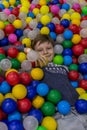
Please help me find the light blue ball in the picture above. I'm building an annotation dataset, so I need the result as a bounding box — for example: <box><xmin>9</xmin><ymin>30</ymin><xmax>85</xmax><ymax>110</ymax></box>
<box><xmin>63</xmin><ymin>29</ymin><xmax>73</xmax><ymax>40</ymax></box>
<box><xmin>8</xmin><ymin>111</ymin><xmax>22</xmax><ymax>122</ymax></box>
<box><xmin>36</xmin><ymin>83</ymin><xmax>49</xmax><ymax>96</ymax></box>
<box><xmin>70</xmin><ymin>81</ymin><xmax>78</xmax><ymax>88</ymax></box>
<box><xmin>0</xmin><ymin>81</ymin><xmax>11</xmax><ymax>94</ymax></box>
<box><xmin>63</xmin><ymin>55</ymin><xmax>72</xmax><ymax>65</ymax></box>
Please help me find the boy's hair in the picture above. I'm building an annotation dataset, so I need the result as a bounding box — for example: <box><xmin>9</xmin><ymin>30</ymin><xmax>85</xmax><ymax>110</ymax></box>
<box><xmin>32</xmin><ymin>34</ymin><xmax>55</xmax><ymax>49</ymax></box>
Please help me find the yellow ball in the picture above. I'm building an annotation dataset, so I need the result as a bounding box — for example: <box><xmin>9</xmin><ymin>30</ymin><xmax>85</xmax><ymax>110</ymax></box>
<box><xmin>5</xmin><ymin>69</ymin><xmax>18</xmax><ymax>77</ymax></box>
<box><xmin>32</xmin><ymin>8</ymin><xmax>40</xmax><ymax>16</ymax></box>
<box><xmin>5</xmin><ymin>93</ymin><xmax>17</xmax><ymax>101</ymax></box>
<box><xmin>79</xmin><ymin>93</ymin><xmax>87</xmax><ymax>100</ymax></box>
<box><xmin>40</xmin><ymin>15</ymin><xmax>51</xmax><ymax>25</ymax></box>
<box><xmin>39</xmin><ymin>0</ymin><xmax>46</xmax><ymax>5</ymax></box>
<box><xmin>32</xmin><ymin>95</ymin><xmax>45</xmax><ymax>109</ymax></box>
<box><xmin>20</xmin><ymin>6</ymin><xmax>29</xmax><ymax>14</ymax></box>
<box><xmin>40</xmin><ymin>5</ymin><xmax>49</xmax><ymax>15</ymax></box>
<box><xmin>76</xmin><ymin>88</ymin><xmax>86</xmax><ymax>95</ymax></box>
<box><xmin>31</xmin><ymin>68</ymin><xmax>44</xmax><ymax>80</ymax></box>
<box><xmin>41</xmin><ymin>116</ymin><xmax>57</xmax><ymax>130</ymax></box>
<box><xmin>16</xmin><ymin>52</ymin><xmax>26</xmax><ymax>62</ymax></box>
<box><xmin>2</xmin><ymin>1</ymin><xmax>9</xmax><ymax>8</ymax></box>
<box><xmin>22</xmin><ymin>1</ymin><xmax>30</xmax><ymax>8</ymax></box>
<box><xmin>68</xmin><ymin>9</ymin><xmax>75</xmax><ymax>14</ymax></box>
<box><xmin>13</xmin><ymin>19</ymin><xmax>22</xmax><ymax>29</ymax></box>
<box><xmin>71</xmin><ymin>12</ymin><xmax>81</xmax><ymax>20</ymax></box>
<box><xmin>9</xmin><ymin>0</ymin><xmax>16</xmax><ymax>5</ymax></box>
<box><xmin>40</xmin><ymin>26</ymin><xmax>50</xmax><ymax>35</ymax></box>
<box><xmin>0</xmin><ymin>21</ymin><xmax>5</xmax><ymax>29</ymax></box>
<box><xmin>71</xmin><ymin>34</ymin><xmax>81</xmax><ymax>44</ymax></box>
<box><xmin>12</xmin><ymin>84</ymin><xmax>27</xmax><ymax>99</ymax></box>
<box><xmin>0</xmin><ymin>93</ymin><xmax>4</xmax><ymax>106</ymax></box>
<box><xmin>71</xmin><ymin>19</ymin><xmax>80</xmax><ymax>26</ymax></box>
<box><xmin>22</xmin><ymin>38</ymin><xmax>31</xmax><ymax>47</ymax></box>
<box><xmin>62</xmin><ymin>13</ymin><xmax>71</xmax><ymax>20</ymax></box>
<box><xmin>26</xmin><ymin>17</ymin><xmax>32</xmax><ymax>23</ymax></box>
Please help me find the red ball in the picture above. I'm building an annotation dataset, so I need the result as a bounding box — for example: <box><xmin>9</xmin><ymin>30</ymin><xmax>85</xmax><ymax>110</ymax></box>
<box><xmin>7</xmin><ymin>47</ymin><xmax>19</xmax><ymax>58</ymax></box>
<box><xmin>72</xmin><ymin>56</ymin><xmax>78</xmax><ymax>64</ymax></box>
<box><xmin>69</xmin><ymin>24</ymin><xmax>80</xmax><ymax>34</ymax></box>
<box><xmin>0</xmin><ymin>48</ymin><xmax>5</xmax><ymax>54</ymax></box>
<box><xmin>11</xmin><ymin>7</ymin><xmax>19</xmax><ymax>17</ymax></box>
<box><xmin>5</xmin><ymin>24</ymin><xmax>15</xmax><ymax>34</ymax></box>
<box><xmin>68</xmin><ymin>70</ymin><xmax>79</xmax><ymax>81</ymax></box>
<box><xmin>79</xmin><ymin>79</ymin><xmax>87</xmax><ymax>90</ymax></box>
<box><xmin>72</xmin><ymin>44</ymin><xmax>84</xmax><ymax>56</ymax></box>
<box><xmin>55</xmin><ymin>24</ymin><xmax>64</xmax><ymax>34</ymax></box>
<box><xmin>81</xmin><ymin>16</ymin><xmax>87</xmax><ymax>21</ymax></box>
<box><xmin>17</xmin><ymin>98</ymin><xmax>32</xmax><ymax>113</ymax></box>
<box><xmin>80</xmin><ymin>38</ymin><xmax>87</xmax><ymax>48</ymax></box>
<box><xmin>6</xmin><ymin>71</ymin><xmax>20</xmax><ymax>86</ymax></box>
<box><xmin>0</xmin><ymin>109</ymin><xmax>7</xmax><ymax>120</ymax></box>
<box><xmin>20</xmin><ymin>72</ymin><xmax>32</xmax><ymax>85</ymax></box>
<box><xmin>14</xmin><ymin>41</ymin><xmax>22</xmax><ymax>46</ymax></box>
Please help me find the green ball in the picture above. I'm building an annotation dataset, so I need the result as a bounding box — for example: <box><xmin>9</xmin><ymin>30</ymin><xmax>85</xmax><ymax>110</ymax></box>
<box><xmin>62</xmin><ymin>40</ymin><xmax>73</xmax><ymax>48</ymax></box>
<box><xmin>41</xmin><ymin>101</ymin><xmax>55</xmax><ymax>116</ymax></box>
<box><xmin>36</xmin><ymin>126</ymin><xmax>47</xmax><ymax>130</ymax></box>
<box><xmin>82</xmin><ymin>6</ymin><xmax>87</xmax><ymax>15</ymax></box>
<box><xmin>11</xmin><ymin>58</ymin><xmax>21</xmax><ymax>69</ymax></box>
<box><xmin>4</xmin><ymin>21</ymin><xmax>10</xmax><ymax>26</ymax></box>
<box><xmin>84</xmin><ymin>49</ymin><xmax>87</xmax><ymax>54</ymax></box>
<box><xmin>69</xmin><ymin>64</ymin><xmax>78</xmax><ymax>71</ymax></box>
<box><xmin>47</xmin><ymin>89</ymin><xmax>62</xmax><ymax>104</ymax></box>
<box><xmin>53</xmin><ymin>55</ymin><xmax>64</xmax><ymax>65</ymax></box>
<box><xmin>0</xmin><ymin>54</ymin><xmax>6</xmax><ymax>61</ymax></box>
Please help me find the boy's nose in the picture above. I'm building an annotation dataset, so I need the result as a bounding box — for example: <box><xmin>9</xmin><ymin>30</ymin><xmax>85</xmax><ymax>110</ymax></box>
<box><xmin>43</xmin><ymin>49</ymin><xmax>47</xmax><ymax>54</ymax></box>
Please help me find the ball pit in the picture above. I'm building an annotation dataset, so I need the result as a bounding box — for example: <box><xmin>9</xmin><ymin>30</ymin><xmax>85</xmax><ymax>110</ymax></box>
<box><xmin>0</xmin><ymin>0</ymin><xmax>87</xmax><ymax>129</ymax></box>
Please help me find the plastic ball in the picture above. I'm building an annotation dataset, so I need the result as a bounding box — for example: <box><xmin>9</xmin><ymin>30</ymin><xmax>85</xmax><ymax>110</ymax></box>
<box><xmin>4</xmin><ymin>93</ymin><xmax>16</xmax><ymax>101</ymax></box>
<box><xmin>22</xmin><ymin>38</ymin><xmax>31</xmax><ymax>47</ymax></box>
<box><xmin>70</xmin><ymin>81</ymin><xmax>78</xmax><ymax>88</ymax></box>
<box><xmin>69</xmin><ymin>64</ymin><xmax>78</xmax><ymax>71</ymax></box>
<box><xmin>0</xmin><ymin>54</ymin><xmax>6</xmax><ymax>61</ymax></box>
<box><xmin>80</xmin><ymin>20</ymin><xmax>87</xmax><ymax>28</ymax></box>
<box><xmin>8</xmin><ymin>120</ymin><xmax>24</xmax><ymax>130</ymax></box>
<box><xmin>27</xmin><ymin>50</ymin><xmax>39</xmax><ymax>62</ymax></box>
<box><xmin>63</xmin><ymin>55</ymin><xmax>72</xmax><ymax>65</ymax></box>
<box><xmin>56</xmin><ymin>34</ymin><xmax>64</xmax><ymax>44</ymax></box>
<box><xmin>78</xmin><ymin>54</ymin><xmax>87</xmax><ymax>64</ymax></box>
<box><xmin>41</xmin><ymin>116</ymin><xmax>57</xmax><ymax>130</ymax></box>
<box><xmin>79</xmin><ymin>79</ymin><xmax>87</xmax><ymax>90</ymax></box>
<box><xmin>3</xmin><ymin>8</ymin><xmax>11</xmax><ymax>15</ymax></box>
<box><xmin>69</xmin><ymin>24</ymin><xmax>80</xmax><ymax>34</ymax></box>
<box><xmin>21</xmin><ymin>60</ymin><xmax>32</xmax><ymax>71</ymax></box>
<box><xmin>47</xmin><ymin>89</ymin><xmax>62</xmax><ymax>104</ymax></box>
<box><xmin>50</xmin><ymin>5</ymin><xmax>60</xmax><ymax>14</ymax></box>
<box><xmin>5</xmin><ymin>68</ymin><xmax>18</xmax><ymax>77</ymax></box>
<box><xmin>71</xmin><ymin>12</ymin><xmax>81</xmax><ymax>20</ymax></box>
<box><xmin>0</xmin><ymin>122</ymin><xmax>8</xmax><ymax>130</ymax></box>
<box><xmin>0</xmin><ymin>37</ymin><xmax>9</xmax><ymax>46</ymax></box>
<box><xmin>54</xmin><ymin>44</ymin><xmax>63</xmax><ymax>54</ymax></box>
<box><xmin>0</xmin><ymin>29</ymin><xmax>5</xmax><ymax>40</ymax></box>
<box><xmin>11</xmin><ymin>7</ymin><xmax>19</xmax><ymax>16</ymax></box>
<box><xmin>72</xmin><ymin>44</ymin><xmax>84</xmax><ymax>56</ymax></box>
<box><xmin>68</xmin><ymin>70</ymin><xmax>79</xmax><ymax>81</ymax></box>
<box><xmin>0</xmin><ymin>93</ymin><xmax>4</xmax><ymax>106</ymax></box>
<box><xmin>62</xmin><ymin>3</ymin><xmax>70</xmax><ymax>10</ymax></box>
<box><xmin>0</xmin><ymin>81</ymin><xmax>11</xmax><ymax>94</ymax></box>
<box><xmin>17</xmin><ymin>98</ymin><xmax>32</xmax><ymax>113</ymax></box>
<box><xmin>7</xmin><ymin>14</ymin><xmax>16</xmax><ymax>23</ymax></box>
<box><xmin>40</xmin><ymin>5</ymin><xmax>49</xmax><ymax>14</ymax></box>
<box><xmin>28</xmin><ymin>109</ymin><xmax>43</xmax><ymax>123</ymax></box>
<box><xmin>5</xmin><ymin>24</ymin><xmax>15</xmax><ymax>34</ymax></box>
<box><xmin>8</xmin><ymin>111</ymin><xmax>21</xmax><ymax>122</ymax></box>
<box><xmin>16</xmin><ymin>52</ymin><xmax>26</xmax><ymax>63</ymax></box>
<box><xmin>12</xmin><ymin>84</ymin><xmax>27</xmax><ymax>99</ymax></box>
<box><xmin>0</xmin><ymin>21</ymin><xmax>5</xmax><ymax>29</ymax></box>
<box><xmin>13</xmin><ymin>19</ymin><xmax>22</xmax><ymax>29</ymax></box>
<box><xmin>53</xmin><ymin>55</ymin><xmax>64</xmax><ymax>65</ymax></box>
<box><xmin>19</xmin><ymin>72</ymin><xmax>32</xmax><ymax>85</ymax></box>
<box><xmin>71</xmin><ymin>34</ymin><xmax>81</xmax><ymax>44</ymax></box>
<box><xmin>76</xmin><ymin>88</ymin><xmax>86</xmax><ymax>95</ymax></box>
<box><xmin>0</xmin><ymin>48</ymin><xmax>5</xmax><ymax>54</ymax></box>
<box><xmin>41</xmin><ymin>101</ymin><xmax>55</xmax><ymax>116</ymax></box>
<box><xmin>40</xmin><ymin>15</ymin><xmax>51</xmax><ymax>25</ymax></box>
<box><xmin>55</xmin><ymin>24</ymin><xmax>64</xmax><ymax>34</ymax></box>
<box><xmin>79</xmin><ymin>93</ymin><xmax>87</xmax><ymax>100</ymax></box>
<box><xmin>75</xmin><ymin>99</ymin><xmax>87</xmax><ymax>114</ymax></box>
<box><xmin>8</xmin><ymin>33</ymin><xmax>17</xmax><ymax>43</ymax></box>
<box><xmin>60</xmin><ymin>19</ymin><xmax>70</xmax><ymax>28</ymax></box>
<box><xmin>57</xmin><ymin>100</ymin><xmax>71</xmax><ymax>115</ymax></box>
<box><xmin>15</xmin><ymin>29</ymin><xmax>23</xmax><ymax>38</ymax></box>
<box><xmin>80</xmin><ymin>38</ymin><xmax>87</xmax><ymax>48</ymax></box>
<box><xmin>63</xmin><ymin>29</ymin><xmax>73</xmax><ymax>40</ymax></box>
<box><xmin>79</xmin><ymin>63</ymin><xmax>87</xmax><ymax>74</ymax></box>
<box><xmin>36</xmin><ymin>126</ymin><xmax>47</xmax><ymax>130</ymax></box>
<box><xmin>50</xmin><ymin>32</ymin><xmax>57</xmax><ymax>40</ymax></box>
<box><xmin>82</xmin><ymin>6</ymin><xmax>87</xmax><ymax>15</ymax></box>
<box><xmin>62</xmin><ymin>48</ymin><xmax>73</xmax><ymax>56</ymax></box>
<box><xmin>11</xmin><ymin>58</ymin><xmax>21</xmax><ymax>69</ymax></box>
<box><xmin>80</xmin><ymin>28</ymin><xmax>87</xmax><ymax>38</ymax></box>
<box><xmin>23</xmin><ymin>116</ymin><xmax>38</xmax><ymax>130</ymax></box>
<box><xmin>31</xmin><ymin>68</ymin><xmax>44</xmax><ymax>80</ymax></box>
<box><xmin>62</xmin><ymin>40</ymin><xmax>73</xmax><ymax>48</ymax></box>
<box><xmin>6</xmin><ymin>71</ymin><xmax>20</xmax><ymax>86</ymax></box>
<box><xmin>0</xmin><ymin>59</ymin><xmax>12</xmax><ymax>71</ymax></box>
<box><xmin>32</xmin><ymin>95</ymin><xmax>45</xmax><ymax>109</ymax></box>
<box><xmin>1</xmin><ymin>98</ymin><xmax>17</xmax><ymax>114</ymax></box>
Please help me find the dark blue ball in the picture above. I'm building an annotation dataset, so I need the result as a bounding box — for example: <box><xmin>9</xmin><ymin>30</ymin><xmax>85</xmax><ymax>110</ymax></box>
<box><xmin>8</xmin><ymin>120</ymin><xmax>24</xmax><ymax>130</ymax></box>
<box><xmin>28</xmin><ymin>109</ymin><xmax>43</xmax><ymax>123</ymax></box>
<box><xmin>51</xmin><ymin>0</ymin><xmax>59</xmax><ymax>4</ymax></box>
<box><xmin>0</xmin><ymin>4</ymin><xmax>5</xmax><ymax>10</ymax></box>
<box><xmin>60</xmin><ymin>19</ymin><xmax>70</xmax><ymax>28</ymax></box>
<box><xmin>37</xmin><ymin>22</ymin><xmax>43</xmax><ymax>29</ymax></box>
<box><xmin>75</xmin><ymin>99</ymin><xmax>87</xmax><ymax>114</ymax></box>
<box><xmin>79</xmin><ymin>63</ymin><xmax>87</xmax><ymax>74</ymax></box>
<box><xmin>62</xmin><ymin>48</ymin><xmax>73</xmax><ymax>56</ymax></box>
<box><xmin>47</xmin><ymin>22</ymin><xmax>55</xmax><ymax>32</ymax></box>
<box><xmin>1</xmin><ymin>98</ymin><xmax>17</xmax><ymax>114</ymax></box>
<box><xmin>15</xmin><ymin>29</ymin><xmax>23</xmax><ymax>38</ymax></box>
<box><xmin>30</xmin><ymin>80</ymin><xmax>40</xmax><ymax>88</ymax></box>
<box><xmin>0</xmin><ymin>37</ymin><xmax>9</xmax><ymax>46</ymax></box>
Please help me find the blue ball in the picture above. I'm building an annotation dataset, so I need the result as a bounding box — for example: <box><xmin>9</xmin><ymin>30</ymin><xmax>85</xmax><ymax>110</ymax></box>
<box><xmin>50</xmin><ymin>32</ymin><xmax>57</xmax><ymax>40</ymax></box>
<box><xmin>28</xmin><ymin>109</ymin><xmax>43</xmax><ymax>123</ymax></box>
<box><xmin>26</xmin><ymin>85</ymin><xmax>37</xmax><ymax>100</ymax></box>
<box><xmin>62</xmin><ymin>3</ymin><xmax>70</xmax><ymax>11</ymax></box>
<box><xmin>47</xmin><ymin>22</ymin><xmax>55</xmax><ymax>32</ymax></box>
<box><xmin>83</xmin><ymin>74</ymin><xmax>87</xmax><ymax>79</ymax></box>
<box><xmin>37</xmin><ymin>22</ymin><xmax>43</xmax><ymax>29</ymax></box>
<box><xmin>70</xmin><ymin>81</ymin><xmax>78</xmax><ymax>88</ymax></box>
<box><xmin>8</xmin><ymin>120</ymin><xmax>24</xmax><ymax>130</ymax></box>
<box><xmin>0</xmin><ymin>81</ymin><xmax>11</xmax><ymax>94</ymax></box>
<box><xmin>75</xmin><ymin>99</ymin><xmax>87</xmax><ymax>114</ymax></box>
<box><xmin>60</xmin><ymin>19</ymin><xmax>70</xmax><ymax>28</ymax></box>
<box><xmin>63</xmin><ymin>29</ymin><xmax>73</xmax><ymax>39</ymax></box>
<box><xmin>27</xmin><ymin>12</ymin><xmax>35</xmax><ymax>18</ymax></box>
<box><xmin>62</xmin><ymin>48</ymin><xmax>73</xmax><ymax>56</ymax></box>
<box><xmin>8</xmin><ymin>111</ymin><xmax>22</xmax><ymax>122</ymax></box>
<box><xmin>1</xmin><ymin>98</ymin><xmax>17</xmax><ymax>114</ymax></box>
<box><xmin>57</xmin><ymin>100</ymin><xmax>71</xmax><ymax>115</ymax></box>
<box><xmin>0</xmin><ymin>4</ymin><xmax>5</xmax><ymax>10</ymax></box>
<box><xmin>0</xmin><ymin>37</ymin><xmax>9</xmax><ymax>46</ymax></box>
<box><xmin>36</xmin><ymin>83</ymin><xmax>49</xmax><ymax>96</ymax></box>
<box><xmin>30</xmin><ymin>80</ymin><xmax>40</xmax><ymax>88</ymax></box>
<box><xmin>51</xmin><ymin>0</ymin><xmax>59</xmax><ymax>4</ymax></box>
<box><xmin>63</xmin><ymin>55</ymin><xmax>72</xmax><ymax>65</ymax></box>
<box><xmin>79</xmin><ymin>63</ymin><xmax>87</xmax><ymax>74</ymax></box>
<box><xmin>15</xmin><ymin>29</ymin><xmax>23</xmax><ymax>38</ymax></box>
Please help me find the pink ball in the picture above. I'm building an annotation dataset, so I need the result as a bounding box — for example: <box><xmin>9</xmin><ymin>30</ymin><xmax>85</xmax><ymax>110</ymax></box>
<box><xmin>72</xmin><ymin>3</ymin><xmax>81</xmax><ymax>10</ymax></box>
<box><xmin>50</xmin><ymin>5</ymin><xmax>60</xmax><ymax>14</ymax></box>
<box><xmin>8</xmin><ymin>33</ymin><xmax>17</xmax><ymax>43</ymax></box>
<box><xmin>3</xmin><ymin>9</ymin><xmax>11</xmax><ymax>15</ymax></box>
<box><xmin>29</xmin><ymin>4</ymin><xmax>36</xmax><ymax>11</ymax></box>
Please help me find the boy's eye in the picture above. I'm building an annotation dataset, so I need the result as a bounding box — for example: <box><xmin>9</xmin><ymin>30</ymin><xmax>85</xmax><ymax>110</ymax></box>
<box><xmin>37</xmin><ymin>49</ymin><xmax>43</xmax><ymax>52</ymax></box>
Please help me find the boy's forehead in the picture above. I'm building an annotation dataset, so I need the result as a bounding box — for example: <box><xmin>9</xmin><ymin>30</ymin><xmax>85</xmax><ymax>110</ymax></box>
<box><xmin>36</xmin><ymin>41</ymin><xmax>52</xmax><ymax>46</ymax></box>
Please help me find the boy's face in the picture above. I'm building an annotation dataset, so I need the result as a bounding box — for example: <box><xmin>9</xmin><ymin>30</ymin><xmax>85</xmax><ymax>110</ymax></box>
<box><xmin>34</xmin><ymin>41</ymin><xmax>54</xmax><ymax>62</ymax></box>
